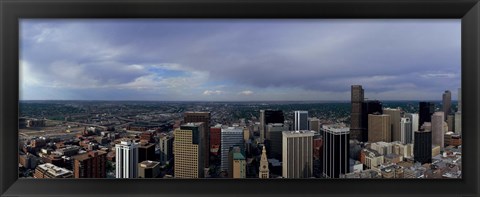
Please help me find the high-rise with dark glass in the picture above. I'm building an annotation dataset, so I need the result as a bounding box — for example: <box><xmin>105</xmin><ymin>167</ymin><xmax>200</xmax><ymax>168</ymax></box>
<box><xmin>419</xmin><ymin>102</ymin><xmax>434</xmax><ymax>130</ymax></box>
<box><xmin>259</xmin><ymin>109</ymin><xmax>284</xmax><ymax>143</ymax></box>
<box><xmin>414</xmin><ymin>130</ymin><xmax>432</xmax><ymax>164</ymax></box>
<box><xmin>322</xmin><ymin>125</ymin><xmax>350</xmax><ymax>178</ymax></box>
<box><xmin>184</xmin><ymin>112</ymin><xmax>211</xmax><ymax>168</ymax></box>
<box><xmin>442</xmin><ymin>90</ymin><xmax>452</xmax><ymax>120</ymax></box>
<box><xmin>361</xmin><ymin>100</ymin><xmax>383</xmax><ymax>142</ymax></box>
<box><xmin>350</xmin><ymin>85</ymin><xmax>364</xmax><ymax>142</ymax></box>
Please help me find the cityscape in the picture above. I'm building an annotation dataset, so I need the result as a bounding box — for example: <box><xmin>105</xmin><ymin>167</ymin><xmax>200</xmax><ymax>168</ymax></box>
<box><xmin>18</xmin><ymin>19</ymin><xmax>461</xmax><ymax>179</ymax></box>
<box><xmin>18</xmin><ymin>86</ymin><xmax>462</xmax><ymax>179</ymax></box>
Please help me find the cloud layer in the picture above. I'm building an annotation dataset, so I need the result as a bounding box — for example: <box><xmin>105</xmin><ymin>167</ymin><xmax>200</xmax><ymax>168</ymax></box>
<box><xmin>20</xmin><ymin>19</ymin><xmax>461</xmax><ymax>101</ymax></box>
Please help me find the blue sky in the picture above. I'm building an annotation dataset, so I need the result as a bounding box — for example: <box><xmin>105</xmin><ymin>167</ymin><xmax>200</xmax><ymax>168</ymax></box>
<box><xmin>20</xmin><ymin>19</ymin><xmax>461</xmax><ymax>101</ymax></box>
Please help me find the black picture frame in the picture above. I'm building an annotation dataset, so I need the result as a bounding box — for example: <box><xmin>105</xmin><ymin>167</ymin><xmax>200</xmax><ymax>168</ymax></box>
<box><xmin>1</xmin><ymin>0</ymin><xmax>479</xmax><ymax>196</ymax></box>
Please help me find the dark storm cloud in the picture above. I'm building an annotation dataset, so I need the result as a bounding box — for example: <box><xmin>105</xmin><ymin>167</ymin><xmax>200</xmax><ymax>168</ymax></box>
<box><xmin>20</xmin><ymin>19</ymin><xmax>460</xmax><ymax>101</ymax></box>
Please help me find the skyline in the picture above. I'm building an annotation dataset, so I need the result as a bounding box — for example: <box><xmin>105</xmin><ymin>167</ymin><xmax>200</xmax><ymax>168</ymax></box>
<box><xmin>20</xmin><ymin>19</ymin><xmax>461</xmax><ymax>101</ymax></box>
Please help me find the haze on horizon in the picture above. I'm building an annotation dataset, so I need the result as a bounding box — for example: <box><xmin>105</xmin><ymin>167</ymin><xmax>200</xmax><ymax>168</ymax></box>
<box><xmin>20</xmin><ymin>19</ymin><xmax>461</xmax><ymax>101</ymax></box>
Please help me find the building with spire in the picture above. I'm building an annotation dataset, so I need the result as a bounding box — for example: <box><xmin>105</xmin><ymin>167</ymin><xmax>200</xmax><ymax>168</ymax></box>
<box><xmin>259</xmin><ymin>145</ymin><xmax>269</xmax><ymax>178</ymax></box>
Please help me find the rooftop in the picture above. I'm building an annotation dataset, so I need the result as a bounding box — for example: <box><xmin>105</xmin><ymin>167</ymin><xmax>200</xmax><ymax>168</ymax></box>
<box><xmin>37</xmin><ymin>163</ymin><xmax>72</xmax><ymax>176</ymax></box>
<box><xmin>139</xmin><ymin>160</ymin><xmax>160</xmax><ymax>168</ymax></box>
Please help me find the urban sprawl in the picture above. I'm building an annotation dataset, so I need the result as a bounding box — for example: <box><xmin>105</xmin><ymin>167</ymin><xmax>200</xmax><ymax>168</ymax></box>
<box><xmin>18</xmin><ymin>85</ymin><xmax>462</xmax><ymax>179</ymax></box>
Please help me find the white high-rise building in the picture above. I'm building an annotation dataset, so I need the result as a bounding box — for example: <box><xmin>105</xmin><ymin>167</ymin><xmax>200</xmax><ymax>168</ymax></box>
<box><xmin>115</xmin><ymin>139</ymin><xmax>139</xmax><ymax>178</ymax></box>
<box><xmin>406</xmin><ymin>113</ymin><xmax>419</xmax><ymax>143</ymax></box>
<box><xmin>294</xmin><ymin>111</ymin><xmax>309</xmax><ymax>131</ymax></box>
<box><xmin>220</xmin><ymin>127</ymin><xmax>244</xmax><ymax>171</ymax></box>
<box><xmin>400</xmin><ymin>117</ymin><xmax>413</xmax><ymax>144</ymax></box>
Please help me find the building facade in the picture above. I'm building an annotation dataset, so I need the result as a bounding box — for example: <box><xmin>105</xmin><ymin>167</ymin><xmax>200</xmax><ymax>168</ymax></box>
<box><xmin>220</xmin><ymin>127</ymin><xmax>244</xmax><ymax>171</ymax></box>
<box><xmin>115</xmin><ymin>140</ymin><xmax>139</xmax><ymax>178</ymax></box>
<box><xmin>294</xmin><ymin>111</ymin><xmax>309</xmax><ymax>131</ymax></box>
<box><xmin>383</xmin><ymin>108</ymin><xmax>401</xmax><ymax>142</ymax></box>
<box><xmin>350</xmin><ymin>85</ymin><xmax>364</xmax><ymax>142</ymax></box>
<box><xmin>368</xmin><ymin>114</ymin><xmax>391</xmax><ymax>143</ymax></box>
<box><xmin>72</xmin><ymin>150</ymin><xmax>107</xmax><ymax>178</ymax></box>
<box><xmin>174</xmin><ymin>123</ymin><xmax>205</xmax><ymax>178</ymax></box>
<box><xmin>414</xmin><ymin>130</ymin><xmax>432</xmax><ymax>164</ymax></box>
<box><xmin>322</xmin><ymin>125</ymin><xmax>350</xmax><ymax>178</ymax></box>
<box><xmin>282</xmin><ymin>130</ymin><xmax>314</xmax><ymax>178</ymax></box>
<box><xmin>184</xmin><ymin>112</ymin><xmax>211</xmax><ymax>168</ymax></box>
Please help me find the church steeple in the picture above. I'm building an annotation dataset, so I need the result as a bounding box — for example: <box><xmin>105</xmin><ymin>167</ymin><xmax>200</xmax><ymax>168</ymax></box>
<box><xmin>259</xmin><ymin>145</ymin><xmax>269</xmax><ymax>178</ymax></box>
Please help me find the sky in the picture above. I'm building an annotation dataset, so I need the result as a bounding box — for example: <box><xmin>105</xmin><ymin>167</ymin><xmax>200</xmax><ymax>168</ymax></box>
<box><xmin>20</xmin><ymin>19</ymin><xmax>461</xmax><ymax>101</ymax></box>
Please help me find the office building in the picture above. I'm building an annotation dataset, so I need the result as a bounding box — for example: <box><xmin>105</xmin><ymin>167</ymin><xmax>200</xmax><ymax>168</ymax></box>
<box><xmin>351</xmin><ymin>85</ymin><xmax>364</xmax><ymax>142</ymax></box>
<box><xmin>174</xmin><ymin>123</ymin><xmax>205</xmax><ymax>178</ymax></box>
<box><xmin>322</xmin><ymin>125</ymin><xmax>350</xmax><ymax>178</ymax></box>
<box><xmin>72</xmin><ymin>150</ymin><xmax>107</xmax><ymax>178</ymax></box>
<box><xmin>259</xmin><ymin>145</ymin><xmax>270</xmax><ymax>178</ymax></box>
<box><xmin>362</xmin><ymin>149</ymin><xmax>384</xmax><ymax>169</ymax></box>
<box><xmin>159</xmin><ymin>134</ymin><xmax>173</xmax><ymax>164</ymax></box>
<box><xmin>447</xmin><ymin>114</ymin><xmax>455</xmax><ymax>132</ymax></box>
<box><xmin>442</xmin><ymin>90</ymin><xmax>452</xmax><ymax>120</ymax></box>
<box><xmin>220</xmin><ymin>127</ymin><xmax>244</xmax><ymax>171</ymax></box>
<box><xmin>370</xmin><ymin>141</ymin><xmax>393</xmax><ymax>155</ymax></box>
<box><xmin>309</xmin><ymin>118</ymin><xmax>321</xmax><ymax>132</ymax></box>
<box><xmin>138</xmin><ymin>160</ymin><xmax>160</xmax><ymax>178</ymax></box>
<box><xmin>259</xmin><ymin>109</ymin><xmax>285</xmax><ymax>143</ymax></box>
<box><xmin>361</xmin><ymin>100</ymin><xmax>383</xmax><ymax>142</ymax></box>
<box><xmin>419</xmin><ymin>102</ymin><xmax>434</xmax><ymax>130</ymax></box>
<box><xmin>115</xmin><ymin>139</ymin><xmax>139</xmax><ymax>178</ymax></box>
<box><xmin>384</xmin><ymin>108</ymin><xmax>401</xmax><ymax>142</ymax></box>
<box><xmin>432</xmin><ymin>112</ymin><xmax>446</xmax><ymax>148</ymax></box>
<box><xmin>138</xmin><ymin>142</ymin><xmax>155</xmax><ymax>163</ymax></box>
<box><xmin>34</xmin><ymin>163</ymin><xmax>73</xmax><ymax>178</ymax></box>
<box><xmin>405</xmin><ymin>113</ymin><xmax>419</xmax><ymax>142</ymax></box>
<box><xmin>266</xmin><ymin>123</ymin><xmax>288</xmax><ymax>160</ymax></box>
<box><xmin>210</xmin><ymin>125</ymin><xmax>222</xmax><ymax>156</ymax></box>
<box><xmin>368</xmin><ymin>114</ymin><xmax>391</xmax><ymax>143</ymax></box>
<box><xmin>414</xmin><ymin>130</ymin><xmax>432</xmax><ymax>164</ymax></box>
<box><xmin>400</xmin><ymin>117</ymin><xmax>413</xmax><ymax>144</ymax></box>
<box><xmin>455</xmin><ymin>88</ymin><xmax>462</xmax><ymax>134</ymax></box>
<box><xmin>184</xmin><ymin>112</ymin><xmax>211</xmax><ymax>168</ymax></box>
<box><xmin>282</xmin><ymin>130</ymin><xmax>314</xmax><ymax>178</ymax></box>
<box><xmin>294</xmin><ymin>111</ymin><xmax>309</xmax><ymax>131</ymax></box>
<box><xmin>228</xmin><ymin>147</ymin><xmax>246</xmax><ymax>178</ymax></box>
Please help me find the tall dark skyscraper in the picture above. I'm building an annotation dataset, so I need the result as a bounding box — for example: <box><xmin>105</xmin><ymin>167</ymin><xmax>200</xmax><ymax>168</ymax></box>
<box><xmin>350</xmin><ymin>85</ymin><xmax>364</xmax><ymax>142</ymax></box>
<box><xmin>259</xmin><ymin>109</ymin><xmax>284</xmax><ymax>143</ymax></box>
<box><xmin>414</xmin><ymin>130</ymin><xmax>432</xmax><ymax>164</ymax></box>
<box><xmin>419</xmin><ymin>102</ymin><xmax>434</xmax><ymax>130</ymax></box>
<box><xmin>361</xmin><ymin>100</ymin><xmax>383</xmax><ymax>142</ymax></box>
<box><xmin>442</xmin><ymin>90</ymin><xmax>452</xmax><ymax>120</ymax></box>
<box><xmin>322</xmin><ymin>125</ymin><xmax>350</xmax><ymax>178</ymax></box>
<box><xmin>184</xmin><ymin>112</ymin><xmax>211</xmax><ymax>168</ymax></box>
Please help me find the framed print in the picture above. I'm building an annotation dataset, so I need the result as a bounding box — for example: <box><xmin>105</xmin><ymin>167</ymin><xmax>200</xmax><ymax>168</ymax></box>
<box><xmin>1</xmin><ymin>0</ymin><xmax>479</xmax><ymax>197</ymax></box>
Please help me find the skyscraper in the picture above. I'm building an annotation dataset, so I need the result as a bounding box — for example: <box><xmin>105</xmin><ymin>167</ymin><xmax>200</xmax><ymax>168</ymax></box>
<box><xmin>431</xmin><ymin>112</ymin><xmax>445</xmax><ymax>148</ymax></box>
<box><xmin>414</xmin><ymin>130</ymin><xmax>432</xmax><ymax>164</ymax></box>
<box><xmin>259</xmin><ymin>110</ymin><xmax>284</xmax><ymax>143</ymax></box>
<box><xmin>383</xmin><ymin>108</ymin><xmax>401</xmax><ymax>142</ymax></box>
<box><xmin>159</xmin><ymin>134</ymin><xmax>173</xmax><ymax>164</ymax></box>
<box><xmin>184</xmin><ymin>112</ymin><xmax>211</xmax><ymax>168</ymax></box>
<box><xmin>309</xmin><ymin>118</ymin><xmax>321</xmax><ymax>132</ymax></box>
<box><xmin>266</xmin><ymin>123</ymin><xmax>289</xmax><ymax>160</ymax></box>
<box><xmin>282</xmin><ymin>130</ymin><xmax>314</xmax><ymax>178</ymax></box>
<box><xmin>174</xmin><ymin>123</ymin><xmax>205</xmax><ymax>178</ymax></box>
<box><xmin>368</xmin><ymin>114</ymin><xmax>391</xmax><ymax>143</ymax></box>
<box><xmin>210</xmin><ymin>125</ymin><xmax>222</xmax><ymax>156</ymax></box>
<box><xmin>442</xmin><ymin>90</ymin><xmax>452</xmax><ymax>120</ymax></box>
<box><xmin>220</xmin><ymin>127</ymin><xmax>244</xmax><ymax>171</ymax></box>
<box><xmin>115</xmin><ymin>139</ymin><xmax>139</xmax><ymax>178</ymax></box>
<box><xmin>361</xmin><ymin>100</ymin><xmax>383</xmax><ymax>142</ymax></box>
<box><xmin>455</xmin><ymin>88</ymin><xmax>462</xmax><ymax>134</ymax></box>
<box><xmin>259</xmin><ymin>145</ymin><xmax>269</xmax><ymax>178</ymax></box>
<box><xmin>400</xmin><ymin>117</ymin><xmax>412</xmax><ymax>144</ymax></box>
<box><xmin>322</xmin><ymin>125</ymin><xmax>350</xmax><ymax>178</ymax></box>
<box><xmin>350</xmin><ymin>85</ymin><xmax>364</xmax><ymax>142</ymax></box>
<box><xmin>294</xmin><ymin>111</ymin><xmax>309</xmax><ymax>131</ymax></box>
<box><xmin>419</xmin><ymin>102</ymin><xmax>434</xmax><ymax>130</ymax></box>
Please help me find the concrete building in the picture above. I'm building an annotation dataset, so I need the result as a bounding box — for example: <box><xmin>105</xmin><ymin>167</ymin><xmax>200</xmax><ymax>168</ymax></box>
<box><xmin>361</xmin><ymin>100</ymin><xmax>383</xmax><ymax>142</ymax></box>
<box><xmin>138</xmin><ymin>160</ymin><xmax>160</xmax><ymax>178</ymax></box>
<box><xmin>406</xmin><ymin>113</ymin><xmax>419</xmax><ymax>142</ymax></box>
<box><xmin>414</xmin><ymin>130</ymin><xmax>432</xmax><ymax>164</ymax></box>
<box><xmin>400</xmin><ymin>117</ymin><xmax>413</xmax><ymax>144</ymax></box>
<box><xmin>383</xmin><ymin>108</ymin><xmax>401</xmax><ymax>142</ymax></box>
<box><xmin>184</xmin><ymin>112</ymin><xmax>211</xmax><ymax>168</ymax></box>
<box><xmin>159</xmin><ymin>134</ymin><xmax>173</xmax><ymax>164</ymax></box>
<box><xmin>283</xmin><ymin>130</ymin><xmax>314</xmax><ymax>178</ymax></box>
<box><xmin>447</xmin><ymin>115</ymin><xmax>455</xmax><ymax>132</ymax></box>
<box><xmin>174</xmin><ymin>123</ymin><xmax>205</xmax><ymax>178</ymax></box>
<box><xmin>34</xmin><ymin>163</ymin><xmax>73</xmax><ymax>178</ymax></box>
<box><xmin>308</xmin><ymin>118</ymin><xmax>321</xmax><ymax>132</ymax></box>
<box><xmin>350</xmin><ymin>85</ymin><xmax>364</xmax><ymax>142</ymax></box>
<box><xmin>370</xmin><ymin>141</ymin><xmax>393</xmax><ymax>155</ymax></box>
<box><xmin>259</xmin><ymin>145</ymin><xmax>269</xmax><ymax>178</ymax></box>
<box><xmin>220</xmin><ymin>127</ymin><xmax>244</xmax><ymax>171</ymax></box>
<box><xmin>368</xmin><ymin>114</ymin><xmax>391</xmax><ymax>143</ymax></box>
<box><xmin>322</xmin><ymin>125</ymin><xmax>350</xmax><ymax>178</ymax></box>
<box><xmin>115</xmin><ymin>139</ymin><xmax>139</xmax><ymax>178</ymax></box>
<box><xmin>294</xmin><ymin>111</ymin><xmax>309</xmax><ymax>131</ymax></box>
<box><xmin>210</xmin><ymin>125</ymin><xmax>222</xmax><ymax>156</ymax></box>
<box><xmin>432</xmin><ymin>112</ymin><xmax>446</xmax><ymax>148</ymax></box>
<box><xmin>228</xmin><ymin>149</ymin><xmax>246</xmax><ymax>178</ymax></box>
<box><xmin>72</xmin><ymin>150</ymin><xmax>107</xmax><ymax>178</ymax></box>
<box><xmin>362</xmin><ymin>149</ymin><xmax>384</xmax><ymax>169</ymax></box>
